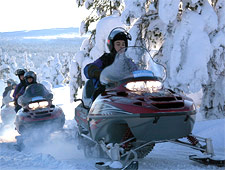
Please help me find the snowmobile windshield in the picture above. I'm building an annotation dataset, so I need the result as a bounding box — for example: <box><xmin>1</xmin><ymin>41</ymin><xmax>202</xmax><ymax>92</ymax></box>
<box><xmin>18</xmin><ymin>83</ymin><xmax>53</xmax><ymax>107</ymax></box>
<box><xmin>100</xmin><ymin>47</ymin><xmax>166</xmax><ymax>85</ymax></box>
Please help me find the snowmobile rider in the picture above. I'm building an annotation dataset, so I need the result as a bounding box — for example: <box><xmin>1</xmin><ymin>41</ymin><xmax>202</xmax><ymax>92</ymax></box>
<box><xmin>84</xmin><ymin>27</ymin><xmax>132</xmax><ymax>100</ymax></box>
<box><xmin>1</xmin><ymin>79</ymin><xmax>17</xmax><ymax>108</ymax></box>
<box><xmin>2</xmin><ymin>79</ymin><xmax>15</xmax><ymax>97</ymax></box>
<box><xmin>24</xmin><ymin>71</ymin><xmax>37</xmax><ymax>86</ymax></box>
<box><xmin>13</xmin><ymin>69</ymin><xmax>27</xmax><ymax>112</ymax></box>
<box><xmin>14</xmin><ymin>71</ymin><xmax>37</xmax><ymax>112</ymax></box>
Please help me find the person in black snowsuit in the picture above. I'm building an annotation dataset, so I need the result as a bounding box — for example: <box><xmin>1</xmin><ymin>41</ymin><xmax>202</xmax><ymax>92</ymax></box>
<box><xmin>17</xmin><ymin>71</ymin><xmax>38</xmax><ymax>98</ymax></box>
<box><xmin>18</xmin><ymin>71</ymin><xmax>38</xmax><ymax>103</ymax></box>
<box><xmin>15</xmin><ymin>71</ymin><xmax>38</xmax><ymax>112</ymax></box>
<box><xmin>1</xmin><ymin>79</ymin><xmax>17</xmax><ymax>108</ymax></box>
<box><xmin>84</xmin><ymin>27</ymin><xmax>132</xmax><ymax>100</ymax></box>
<box><xmin>2</xmin><ymin>79</ymin><xmax>13</xmax><ymax>97</ymax></box>
<box><xmin>13</xmin><ymin>69</ymin><xmax>27</xmax><ymax>112</ymax></box>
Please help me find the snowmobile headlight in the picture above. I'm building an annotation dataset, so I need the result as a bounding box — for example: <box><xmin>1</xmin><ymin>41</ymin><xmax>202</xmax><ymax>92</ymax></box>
<box><xmin>125</xmin><ymin>80</ymin><xmax>162</xmax><ymax>93</ymax></box>
<box><xmin>28</xmin><ymin>101</ymin><xmax>49</xmax><ymax>110</ymax></box>
<box><xmin>8</xmin><ymin>101</ymin><xmax>15</xmax><ymax>107</ymax></box>
<box><xmin>39</xmin><ymin>101</ymin><xmax>49</xmax><ymax>108</ymax></box>
<box><xmin>28</xmin><ymin>102</ymin><xmax>39</xmax><ymax>110</ymax></box>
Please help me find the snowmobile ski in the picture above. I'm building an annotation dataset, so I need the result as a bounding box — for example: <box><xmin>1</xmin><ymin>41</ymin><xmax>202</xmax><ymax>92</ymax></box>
<box><xmin>14</xmin><ymin>143</ymin><xmax>24</xmax><ymax>152</ymax></box>
<box><xmin>95</xmin><ymin>161</ymin><xmax>138</xmax><ymax>170</ymax></box>
<box><xmin>189</xmin><ymin>155</ymin><xmax>225</xmax><ymax>167</ymax></box>
<box><xmin>122</xmin><ymin>161</ymin><xmax>138</xmax><ymax>170</ymax></box>
<box><xmin>95</xmin><ymin>161</ymin><xmax>121</xmax><ymax>170</ymax></box>
<box><xmin>14</xmin><ymin>136</ymin><xmax>25</xmax><ymax>152</ymax></box>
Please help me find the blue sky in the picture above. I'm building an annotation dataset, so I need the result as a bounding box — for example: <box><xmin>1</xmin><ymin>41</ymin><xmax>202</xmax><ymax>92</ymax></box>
<box><xmin>0</xmin><ymin>0</ymin><xmax>89</xmax><ymax>32</ymax></box>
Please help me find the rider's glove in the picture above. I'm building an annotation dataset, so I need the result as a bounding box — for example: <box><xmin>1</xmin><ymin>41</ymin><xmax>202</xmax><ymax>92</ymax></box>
<box><xmin>88</xmin><ymin>65</ymin><xmax>101</xmax><ymax>79</ymax></box>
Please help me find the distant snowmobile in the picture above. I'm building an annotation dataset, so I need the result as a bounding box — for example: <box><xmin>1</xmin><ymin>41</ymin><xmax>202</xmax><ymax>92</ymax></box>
<box><xmin>14</xmin><ymin>83</ymin><xmax>65</xmax><ymax>150</ymax></box>
<box><xmin>74</xmin><ymin>47</ymin><xmax>225</xmax><ymax>169</ymax></box>
<box><xmin>1</xmin><ymin>89</ymin><xmax>16</xmax><ymax>126</ymax></box>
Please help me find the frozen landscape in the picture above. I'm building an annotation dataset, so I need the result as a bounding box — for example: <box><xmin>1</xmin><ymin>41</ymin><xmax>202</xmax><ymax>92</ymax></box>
<box><xmin>0</xmin><ymin>28</ymin><xmax>224</xmax><ymax>168</ymax></box>
<box><xmin>0</xmin><ymin>0</ymin><xmax>225</xmax><ymax>168</ymax></box>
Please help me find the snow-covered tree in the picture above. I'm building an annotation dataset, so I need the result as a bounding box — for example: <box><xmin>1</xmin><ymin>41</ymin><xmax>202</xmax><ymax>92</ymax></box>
<box><xmin>200</xmin><ymin>0</ymin><xmax>225</xmax><ymax>119</ymax></box>
<box><xmin>0</xmin><ymin>37</ymin><xmax>79</xmax><ymax>88</ymax></box>
<box><xmin>45</xmin><ymin>55</ymin><xmax>64</xmax><ymax>87</ymax></box>
<box><xmin>76</xmin><ymin>0</ymin><xmax>124</xmax><ymax>35</ymax></box>
<box><xmin>151</xmin><ymin>0</ymin><xmax>225</xmax><ymax>119</ymax></box>
<box><xmin>60</xmin><ymin>52</ymin><xmax>74</xmax><ymax>84</ymax></box>
<box><xmin>70</xmin><ymin>0</ymin><xmax>125</xmax><ymax>101</ymax></box>
<box><xmin>0</xmin><ymin>51</ymin><xmax>11</xmax><ymax>80</ymax></box>
<box><xmin>0</xmin><ymin>47</ymin><xmax>20</xmax><ymax>81</ymax></box>
<box><xmin>71</xmin><ymin>0</ymin><xmax>225</xmax><ymax>119</ymax></box>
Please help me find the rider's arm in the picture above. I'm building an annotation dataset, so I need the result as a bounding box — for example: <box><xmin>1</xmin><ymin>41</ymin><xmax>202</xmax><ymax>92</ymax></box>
<box><xmin>84</xmin><ymin>64</ymin><xmax>101</xmax><ymax>79</ymax></box>
<box><xmin>13</xmin><ymin>85</ymin><xmax>19</xmax><ymax>98</ymax></box>
<box><xmin>84</xmin><ymin>56</ymin><xmax>104</xmax><ymax>79</ymax></box>
<box><xmin>83</xmin><ymin>53</ymin><xmax>114</xmax><ymax>80</ymax></box>
<box><xmin>15</xmin><ymin>86</ymin><xmax>26</xmax><ymax>100</ymax></box>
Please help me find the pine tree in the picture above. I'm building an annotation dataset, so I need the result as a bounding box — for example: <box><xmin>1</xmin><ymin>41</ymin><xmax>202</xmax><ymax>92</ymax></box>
<box><xmin>122</xmin><ymin>0</ymin><xmax>225</xmax><ymax>118</ymax></box>
<box><xmin>76</xmin><ymin>0</ymin><xmax>123</xmax><ymax>35</ymax></box>
<box><xmin>70</xmin><ymin>0</ymin><xmax>124</xmax><ymax>101</ymax></box>
<box><xmin>200</xmin><ymin>0</ymin><xmax>225</xmax><ymax>118</ymax></box>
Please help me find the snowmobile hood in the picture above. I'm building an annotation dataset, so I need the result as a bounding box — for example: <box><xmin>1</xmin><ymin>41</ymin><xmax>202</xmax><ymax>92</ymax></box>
<box><xmin>18</xmin><ymin>83</ymin><xmax>53</xmax><ymax>107</ymax></box>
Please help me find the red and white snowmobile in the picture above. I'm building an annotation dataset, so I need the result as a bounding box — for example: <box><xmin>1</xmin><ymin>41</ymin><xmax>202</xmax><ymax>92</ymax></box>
<box><xmin>14</xmin><ymin>83</ymin><xmax>65</xmax><ymax>151</ymax></box>
<box><xmin>75</xmin><ymin>47</ymin><xmax>225</xmax><ymax>169</ymax></box>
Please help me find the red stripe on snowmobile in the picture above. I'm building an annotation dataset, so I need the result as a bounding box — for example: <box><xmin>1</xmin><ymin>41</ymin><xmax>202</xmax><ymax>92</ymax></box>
<box><xmin>90</xmin><ymin>119</ymin><xmax>101</xmax><ymax>130</ymax></box>
<box><xmin>76</xmin><ymin>111</ymin><xmax>88</xmax><ymax>123</ymax></box>
<box><xmin>109</xmin><ymin>102</ymin><xmax>190</xmax><ymax>114</ymax></box>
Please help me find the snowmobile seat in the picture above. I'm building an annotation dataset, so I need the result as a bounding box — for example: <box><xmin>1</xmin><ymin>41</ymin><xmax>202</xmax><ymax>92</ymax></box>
<box><xmin>82</xmin><ymin>80</ymin><xmax>94</xmax><ymax>108</ymax></box>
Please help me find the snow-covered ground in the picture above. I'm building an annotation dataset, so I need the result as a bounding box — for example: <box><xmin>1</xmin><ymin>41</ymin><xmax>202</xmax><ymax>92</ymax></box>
<box><xmin>0</xmin><ymin>84</ymin><xmax>224</xmax><ymax>170</ymax></box>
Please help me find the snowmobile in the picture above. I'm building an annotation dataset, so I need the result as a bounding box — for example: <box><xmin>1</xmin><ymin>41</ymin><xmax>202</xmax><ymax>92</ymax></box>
<box><xmin>14</xmin><ymin>83</ymin><xmax>65</xmax><ymax>150</ymax></box>
<box><xmin>74</xmin><ymin>47</ymin><xmax>225</xmax><ymax>169</ymax></box>
<box><xmin>0</xmin><ymin>89</ymin><xmax>16</xmax><ymax>126</ymax></box>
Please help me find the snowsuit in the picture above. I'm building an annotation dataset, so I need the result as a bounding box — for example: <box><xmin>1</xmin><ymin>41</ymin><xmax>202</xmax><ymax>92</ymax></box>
<box><xmin>84</xmin><ymin>52</ymin><xmax>116</xmax><ymax>100</ymax></box>
<box><xmin>1</xmin><ymin>86</ymin><xmax>13</xmax><ymax>108</ymax></box>
<box><xmin>13</xmin><ymin>81</ymin><xmax>27</xmax><ymax>112</ymax></box>
<box><xmin>3</xmin><ymin>86</ymin><xmax>13</xmax><ymax>98</ymax></box>
<box><xmin>14</xmin><ymin>80</ymin><xmax>38</xmax><ymax>112</ymax></box>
